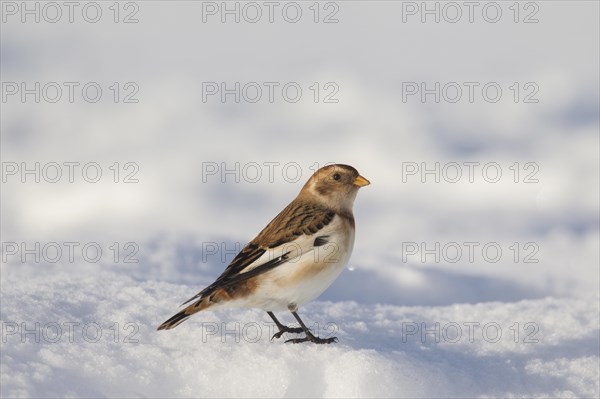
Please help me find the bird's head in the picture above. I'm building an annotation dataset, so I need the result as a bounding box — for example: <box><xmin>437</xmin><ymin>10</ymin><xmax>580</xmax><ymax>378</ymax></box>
<box><xmin>299</xmin><ymin>164</ymin><xmax>370</xmax><ymax>212</ymax></box>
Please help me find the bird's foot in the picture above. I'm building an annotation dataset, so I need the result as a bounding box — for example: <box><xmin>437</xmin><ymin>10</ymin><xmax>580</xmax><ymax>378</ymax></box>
<box><xmin>285</xmin><ymin>334</ymin><xmax>338</xmax><ymax>344</ymax></box>
<box><xmin>271</xmin><ymin>326</ymin><xmax>304</xmax><ymax>340</ymax></box>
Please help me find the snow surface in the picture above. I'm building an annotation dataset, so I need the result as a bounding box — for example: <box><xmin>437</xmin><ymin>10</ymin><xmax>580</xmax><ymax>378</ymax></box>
<box><xmin>2</xmin><ymin>264</ymin><xmax>598</xmax><ymax>398</ymax></box>
<box><xmin>2</xmin><ymin>1</ymin><xmax>599</xmax><ymax>398</ymax></box>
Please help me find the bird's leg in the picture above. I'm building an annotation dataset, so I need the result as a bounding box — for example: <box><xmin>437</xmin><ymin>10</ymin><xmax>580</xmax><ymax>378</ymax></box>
<box><xmin>285</xmin><ymin>311</ymin><xmax>338</xmax><ymax>344</ymax></box>
<box><xmin>267</xmin><ymin>311</ymin><xmax>303</xmax><ymax>340</ymax></box>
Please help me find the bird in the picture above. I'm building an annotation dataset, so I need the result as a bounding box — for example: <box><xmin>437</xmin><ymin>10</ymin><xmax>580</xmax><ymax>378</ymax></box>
<box><xmin>157</xmin><ymin>164</ymin><xmax>370</xmax><ymax>344</ymax></box>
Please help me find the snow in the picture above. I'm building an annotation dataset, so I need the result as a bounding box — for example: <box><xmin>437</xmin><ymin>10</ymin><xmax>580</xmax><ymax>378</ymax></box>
<box><xmin>2</xmin><ymin>1</ymin><xmax>599</xmax><ymax>398</ymax></box>
<box><xmin>1</xmin><ymin>263</ymin><xmax>598</xmax><ymax>398</ymax></box>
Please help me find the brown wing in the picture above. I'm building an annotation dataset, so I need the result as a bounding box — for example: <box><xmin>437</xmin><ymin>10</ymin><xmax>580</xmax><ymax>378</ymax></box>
<box><xmin>253</xmin><ymin>201</ymin><xmax>336</xmax><ymax>248</ymax></box>
<box><xmin>180</xmin><ymin>200</ymin><xmax>335</xmax><ymax>306</ymax></box>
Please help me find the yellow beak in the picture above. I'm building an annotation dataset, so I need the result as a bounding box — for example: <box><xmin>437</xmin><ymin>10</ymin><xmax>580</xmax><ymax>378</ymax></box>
<box><xmin>353</xmin><ymin>175</ymin><xmax>371</xmax><ymax>187</ymax></box>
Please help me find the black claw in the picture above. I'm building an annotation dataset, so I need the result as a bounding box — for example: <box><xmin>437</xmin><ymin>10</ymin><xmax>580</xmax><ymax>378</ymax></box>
<box><xmin>285</xmin><ymin>337</ymin><xmax>308</xmax><ymax>344</ymax></box>
<box><xmin>270</xmin><ymin>311</ymin><xmax>338</xmax><ymax>344</ymax></box>
<box><xmin>285</xmin><ymin>335</ymin><xmax>338</xmax><ymax>344</ymax></box>
<box><xmin>271</xmin><ymin>326</ymin><xmax>304</xmax><ymax>340</ymax></box>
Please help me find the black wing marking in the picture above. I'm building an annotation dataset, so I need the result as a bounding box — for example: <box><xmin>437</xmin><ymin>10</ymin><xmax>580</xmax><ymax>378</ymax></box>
<box><xmin>181</xmin><ymin>246</ymin><xmax>290</xmax><ymax>306</ymax></box>
<box><xmin>180</xmin><ymin>243</ymin><xmax>266</xmax><ymax>306</ymax></box>
<box><xmin>314</xmin><ymin>235</ymin><xmax>330</xmax><ymax>247</ymax></box>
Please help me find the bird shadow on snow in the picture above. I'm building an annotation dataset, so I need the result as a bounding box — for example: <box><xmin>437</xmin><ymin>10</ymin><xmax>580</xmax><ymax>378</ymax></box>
<box><xmin>321</xmin><ymin>265</ymin><xmax>547</xmax><ymax>307</ymax></box>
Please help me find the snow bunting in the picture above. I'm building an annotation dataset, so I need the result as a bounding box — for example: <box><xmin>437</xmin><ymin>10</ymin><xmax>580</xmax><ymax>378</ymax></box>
<box><xmin>157</xmin><ymin>164</ymin><xmax>370</xmax><ymax>344</ymax></box>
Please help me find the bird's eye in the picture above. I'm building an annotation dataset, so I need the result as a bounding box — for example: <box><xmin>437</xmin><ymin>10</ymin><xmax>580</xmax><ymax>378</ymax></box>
<box><xmin>333</xmin><ymin>173</ymin><xmax>341</xmax><ymax>181</ymax></box>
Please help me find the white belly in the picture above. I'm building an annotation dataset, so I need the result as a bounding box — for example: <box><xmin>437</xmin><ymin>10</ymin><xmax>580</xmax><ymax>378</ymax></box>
<box><xmin>238</xmin><ymin>215</ymin><xmax>355</xmax><ymax>311</ymax></box>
